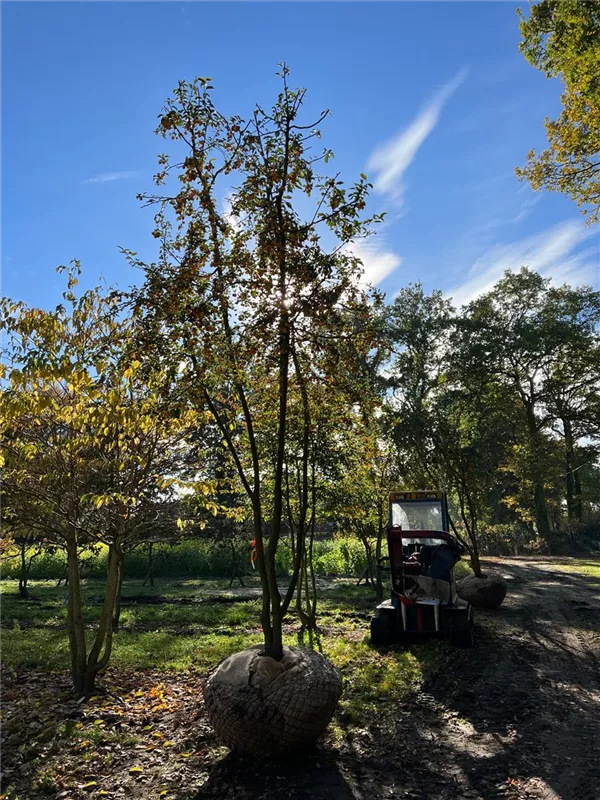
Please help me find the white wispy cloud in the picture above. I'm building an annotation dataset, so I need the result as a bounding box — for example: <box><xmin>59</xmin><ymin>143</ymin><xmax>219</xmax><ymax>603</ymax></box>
<box><xmin>348</xmin><ymin>237</ymin><xmax>403</xmax><ymax>287</ymax></box>
<box><xmin>366</xmin><ymin>67</ymin><xmax>468</xmax><ymax>203</ymax></box>
<box><xmin>83</xmin><ymin>171</ymin><xmax>137</xmax><ymax>184</ymax></box>
<box><xmin>449</xmin><ymin>219</ymin><xmax>598</xmax><ymax>308</ymax></box>
<box><xmin>510</xmin><ymin>192</ymin><xmax>542</xmax><ymax>224</ymax></box>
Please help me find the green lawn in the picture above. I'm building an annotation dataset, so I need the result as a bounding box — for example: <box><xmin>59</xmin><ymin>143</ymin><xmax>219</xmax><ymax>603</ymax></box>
<box><xmin>1</xmin><ymin>575</ymin><xmax>444</xmax><ymax>726</ymax></box>
<box><xmin>539</xmin><ymin>557</ymin><xmax>600</xmax><ymax>580</ymax></box>
<box><xmin>0</xmin><ymin>571</ymin><xmax>470</xmax><ymax>800</ymax></box>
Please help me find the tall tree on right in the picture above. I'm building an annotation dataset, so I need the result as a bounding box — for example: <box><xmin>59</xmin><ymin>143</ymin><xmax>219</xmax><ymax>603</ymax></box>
<box><xmin>516</xmin><ymin>0</ymin><xmax>600</xmax><ymax>223</ymax></box>
<box><xmin>455</xmin><ymin>268</ymin><xmax>600</xmax><ymax>545</ymax></box>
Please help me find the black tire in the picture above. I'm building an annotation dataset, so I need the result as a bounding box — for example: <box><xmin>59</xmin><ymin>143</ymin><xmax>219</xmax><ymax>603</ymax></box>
<box><xmin>370</xmin><ymin>610</ymin><xmax>395</xmax><ymax>645</ymax></box>
<box><xmin>450</xmin><ymin>606</ymin><xmax>474</xmax><ymax>648</ymax></box>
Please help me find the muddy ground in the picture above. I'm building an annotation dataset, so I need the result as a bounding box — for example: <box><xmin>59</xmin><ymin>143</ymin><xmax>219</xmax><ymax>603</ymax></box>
<box><xmin>198</xmin><ymin>558</ymin><xmax>600</xmax><ymax>800</ymax></box>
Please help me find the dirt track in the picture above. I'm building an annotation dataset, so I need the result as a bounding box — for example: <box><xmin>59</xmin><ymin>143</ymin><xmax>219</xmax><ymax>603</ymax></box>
<box><xmin>198</xmin><ymin>558</ymin><xmax>600</xmax><ymax>800</ymax></box>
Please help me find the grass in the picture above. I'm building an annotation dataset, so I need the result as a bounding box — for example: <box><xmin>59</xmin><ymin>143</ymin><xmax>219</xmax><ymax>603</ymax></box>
<box><xmin>0</xmin><ymin>575</ymin><xmax>442</xmax><ymax>713</ymax></box>
<box><xmin>1</xmin><ymin>578</ymin><xmax>266</xmax><ymax>671</ymax></box>
<box><xmin>0</xmin><ymin>566</ymin><xmax>494</xmax><ymax>800</ymax></box>
<box><xmin>540</xmin><ymin>558</ymin><xmax>600</xmax><ymax>580</ymax></box>
<box><xmin>2</xmin><ymin>557</ymin><xmax>597</xmax><ymax>800</ymax></box>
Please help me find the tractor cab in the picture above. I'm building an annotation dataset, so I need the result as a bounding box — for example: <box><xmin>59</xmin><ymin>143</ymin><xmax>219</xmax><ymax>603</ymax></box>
<box><xmin>370</xmin><ymin>490</ymin><xmax>474</xmax><ymax>647</ymax></box>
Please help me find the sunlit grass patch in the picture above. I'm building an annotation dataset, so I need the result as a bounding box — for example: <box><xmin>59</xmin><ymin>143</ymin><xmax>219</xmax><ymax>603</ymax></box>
<box><xmin>1</xmin><ymin>627</ymin><xmax>71</xmax><ymax>670</ymax></box>
<box><xmin>454</xmin><ymin>560</ymin><xmax>473</xmax><ymax>579</ymax></box>
<box><xmin>117</xmin><ymin>598</ymin><xmax>261</xmax><ymax>630</ymax></box>
<box><xmin>545</xmin><ymin>558</ymin><xmax>600</xmax><ymax>580</ymax></box>
<box><xmin>0</xmin><ymin>575</ymin><xmax>446</xmax><ymax>709</ymax></box>
<box><xmin>322</xmin><ymin>630</ymin><xmax>446</xmax><ymax>728</ymax></box>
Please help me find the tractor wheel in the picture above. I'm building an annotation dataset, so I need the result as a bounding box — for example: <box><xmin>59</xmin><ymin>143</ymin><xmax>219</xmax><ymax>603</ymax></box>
<box><xmin>450</xmin><ymin>606</ymin><xmax>474</xmax><ymax>648</ymax></box>
<box><xmin>370</xmin><ymin>609</ymin><xmax>395</xmax><ymax>645</ymax></box>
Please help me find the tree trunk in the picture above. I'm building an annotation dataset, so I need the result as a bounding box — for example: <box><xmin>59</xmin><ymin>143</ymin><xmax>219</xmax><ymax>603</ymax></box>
<box><xmin>295</xmin><ymin>521</ymin><xmax>318</xmax><ymax>637</ymax></box>
<box><xmin>533</xmin><ymin>481</ymin><xmax>552</xmax><ymax>542</ymax></box>
<box><xmin>264</xmin><ymin>304</ymin><xmax>290</xmax><ymax>661</ymax></box>
<box><xmin>356</xmin><ymin>566</ymin><xmax>372</xmax><ymax>587</ymax></box>
<box><xmin>18</xmin><ymin>543</ymin><xmax>30</xmax><ymax>599</ymax></box>
<box><xmin>574</xmin><ymin>468</ymin><xmax>583</xmax><ymax>522</ymax></box>
<box><xmin>83</xmin><ymin>542</ymin><xmax>122</xmax><ymax>695</ymax></box>
<box><xmin>112</xmin><ymin>555</ymin><xmax>125</xmax><ymax>631</ymax></box>
<box><xmin>295</xmin><ymin>552</ymin><xmax>311</xmax><ymax>631</ymax></box>
<box><xmin>467</xmin><ymin>509</ymin><xmax>483</xmax><ymax>577</ymax></box>
<box><xmin>228</xmin><ymin>539</ymin><xmax>245</xmax><ymax>588</ymax></box>
<box><xmin>563</xmin><ymin>417</ymin><xmax>583</xmax><ymax>522</ymax></box>
<box><xmin>56</xmin><ymin>566</ymin><xmax>68</xmax><ymax>587</ymax></box>
<box><xmin>307</xmin><ymin>515</ymin><xmax>318</xmax><ymax>630</ymax></box>
<box><xmin>143</xmin><ymin>542</ymin><xmax>155</xmax><ymax>587</ymax></box>
<box><xmin>526</xmin><ymin>404</ymin><xmax>552</xmax><ymax>541</ymax></box>
<box><xmin>375</xmin><ymin>502</ymin><xmax>385</xmax><ymax>601</ymax></box>
<box><xmin>357</xmin><ymin>531</ymin><xmax>375</xmax><ymax>586</ymax></box>
<box><xmin>66</xmin><ymin>537</ymin><xmax>87</xmax><ymax>696</ymax></box>
<box><xmin>455</xmin><ymin>490</ymin><xmax>483</xmax><ymax>578</ymax></box>
<box><xmin>469</xmin><ymin>543</ymin><xmax>482</xmax><ymax>578</ymax></box>
<box><xmin>254</xmin><ymin>512</ymin><xmax>274</xmax><ymax>657</ymax></box>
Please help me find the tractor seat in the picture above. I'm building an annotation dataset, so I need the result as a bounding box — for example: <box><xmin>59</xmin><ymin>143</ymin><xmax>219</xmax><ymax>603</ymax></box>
<box><xmin>420</xmin><ymin>544</ymin><xmax>459</xmax><ymax>582</ymax></box>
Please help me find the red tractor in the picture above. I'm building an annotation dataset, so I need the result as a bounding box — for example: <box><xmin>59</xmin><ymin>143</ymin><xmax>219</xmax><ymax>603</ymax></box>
<box><xmin>370</xmin><ymin>490</ymin><xmax>474</xmax><ymax>647</ymax></box>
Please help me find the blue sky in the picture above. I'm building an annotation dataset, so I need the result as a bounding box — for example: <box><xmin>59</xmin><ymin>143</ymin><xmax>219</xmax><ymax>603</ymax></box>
<box><xmin>3</xmin><ymin>1</ymin><xmax>598</xmax><ymax>310</ymax></box>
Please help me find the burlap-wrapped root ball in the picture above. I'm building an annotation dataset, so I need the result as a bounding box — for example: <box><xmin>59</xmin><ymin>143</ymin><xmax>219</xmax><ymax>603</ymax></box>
<box><xmin>457</xmin><ymin>572</ymin><xmax>508</xmax><ymax>609</ymax></box>
<box><xmin>202</xmin><ymin>645</ymin><xmax>342</xmax><ymax>756</ymax></box>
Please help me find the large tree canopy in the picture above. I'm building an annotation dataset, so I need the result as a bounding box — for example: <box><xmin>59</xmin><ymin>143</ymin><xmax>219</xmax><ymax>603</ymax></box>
<box><xmin>516</xmin><ymin>1</ymin><xmax>600</xmax><ymax>223</ymax></box>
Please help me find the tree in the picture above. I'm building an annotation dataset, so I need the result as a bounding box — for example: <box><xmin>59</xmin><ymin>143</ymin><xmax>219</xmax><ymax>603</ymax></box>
<box><xmin>1</xmin><ymin>269</ymin><xmax>202</xmax><ymax>694</ymax></box>
<box><xmin>540</xmin><ymin>297</ymin><xmax>600</xmax><ymax>522</ymax></box>
<box><xmin>385</xmin><ymin>284</ymin><xmax>517</xmax><ymax>576</ymax></box>
<box><xmin>455</xmin><ymin>268</ymin><xmax>600</xmax><ymax>544</ymax></box>
<box><xmin>516</xmin><ymin>1</ymin><xmax>600</xmax><ymax>223</ymax></box>
<box><xmin>14</xmin><ymin>530</ymin><xmax>45</xmax><ymax>599</ymax></box>
<box><xmin>324</xmin><ymin>415</ymin><xmax>397</xmax><ymax>598</ymax></box>
<box><xmin>129</xmin><ymin>66</ymin><xmax>382</xmax><ymax>661</ymax></box>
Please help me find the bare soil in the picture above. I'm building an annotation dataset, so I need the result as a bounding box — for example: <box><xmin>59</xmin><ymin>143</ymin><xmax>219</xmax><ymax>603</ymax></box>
<box><xmin>198</xmin><ymin>558</ymin><xmax>600</xmax><ymax>800</ymax></box>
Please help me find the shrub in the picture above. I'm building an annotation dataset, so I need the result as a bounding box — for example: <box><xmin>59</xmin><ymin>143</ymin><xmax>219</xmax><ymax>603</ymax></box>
<box><xmin>1</xmin><ymin>535</ymin><xmax>373</xmax><ymax>581</ymax></box>
<box><xmin>479</xmin><ymin>523</ymin><xmax>536</xmax><ymax>556</ymax></box>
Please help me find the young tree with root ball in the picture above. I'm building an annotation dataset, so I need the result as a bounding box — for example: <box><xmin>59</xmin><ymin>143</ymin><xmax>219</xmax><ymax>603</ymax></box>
<box><xmin>128</xmin><ymin>66</ymin><xmax>383</xmax><ymax>753</ymax></box>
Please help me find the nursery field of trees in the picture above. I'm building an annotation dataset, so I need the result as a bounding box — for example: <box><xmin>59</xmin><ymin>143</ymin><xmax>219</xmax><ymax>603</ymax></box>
<box><xmin>2</xmin><ymin>2</ymin><xmax>599</xmax><ymax>799</ymax></box>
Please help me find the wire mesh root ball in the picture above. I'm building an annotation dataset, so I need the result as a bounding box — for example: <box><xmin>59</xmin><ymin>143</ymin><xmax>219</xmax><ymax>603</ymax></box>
<box><xmin>457</xmin><ymin>572</ymin><xmax>508</xmax><ymax>609</ymax></box>
<box><xmin>203</xmin><ymin>645</ymin><xmax>342</xmax><ymax>756</ymax></box>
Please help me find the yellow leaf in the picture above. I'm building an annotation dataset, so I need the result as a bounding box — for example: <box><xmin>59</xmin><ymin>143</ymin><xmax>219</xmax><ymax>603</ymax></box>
<box><xmin>163</xmin><ymin>741</ymin><xmax>175</xmax><ymax>748</ymax></box>
<box><xmin>129</xmin><ymin>766</ymin><xmax>143</xmax><ymax>775</ymax></box>
<box><xmin>83</xmin><ymin>781</ymin><xmax>98</xmax><ymax>789</ymax></box>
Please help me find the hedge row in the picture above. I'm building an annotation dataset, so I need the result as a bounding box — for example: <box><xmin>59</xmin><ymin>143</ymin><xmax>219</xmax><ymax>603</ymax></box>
<box><xmin>2</xmin><ymin>536</ymin><xmax>374</xmax><ymax>580</ymax></box>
